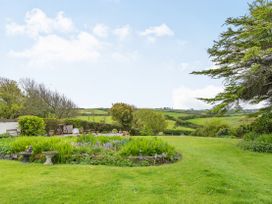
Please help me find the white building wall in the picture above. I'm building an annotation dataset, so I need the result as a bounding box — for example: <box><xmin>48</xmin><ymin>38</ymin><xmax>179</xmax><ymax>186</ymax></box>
<box><xmin>0</xmin><ymin>122</ymin><xmax>18</xmax><ymax>134</ymax></box>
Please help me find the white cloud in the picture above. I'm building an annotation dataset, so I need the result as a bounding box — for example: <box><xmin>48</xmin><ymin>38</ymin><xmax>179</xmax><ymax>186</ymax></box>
<box><xmin>93</xmin><ymin>24</ymin><xmax>109</xmax><ymax>38</ymax></box>
<box><xmin>172</xmin><ymin>85</ymin><xmax>223</xmax><ymax>109</ymax></box>
<box><xmin>172</xmin><ymin>85</ymin><xmax>267</xmax><ymax>110</ymax></box>
<box><xmin>9</xmin><ymin>32</ymin><xmax>101</xmax><ymax>64</ymax></box>
<box><xmin>6</xmin><ymin>9</ymin><xmax>142</xmax><ymax>67</ymax></box>
<box><xmin>113</xmin><ymin>25</ymin><xmax>131</xmax><ymax>40</ymax></box>
<box><xmin>140</xmin><ymin>23</ymin><xmax>174</xmax><ymax>42</ymax></box>
<box><xmin>111</xmin><ymin>51</ymin><xmax>138</xmax><ymax>63</ymax></box>
<box><xmin>6</xmin><ymin>8</ymin><xmax>74</xmax><ymax>37</ymax></box>
<box><xmin>241</xmin><ymin>101</ymin><xmax>266</xmax><ymax>109</ymax></box>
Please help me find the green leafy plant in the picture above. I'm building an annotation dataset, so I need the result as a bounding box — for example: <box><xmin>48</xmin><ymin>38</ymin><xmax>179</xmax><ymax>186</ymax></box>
<box><xmin>252</xmin><ymin>112</ymin><xmax>272</xmax><ymax>134</ymax></box>
<box><xmin>239</xmin><ymin>133</ymin><xmax>272</xmax><ymax>153</ymax></box>
<box><xmin>18</xmin><ymin>115</ymin><xmax>45</xmax><ymax>136</ymax></box>
<box><xmin>133</xmin><ymin>110</ymin><xmax>167</xmax><ymax>135</ymax></box>
<box><xmin>110</xmin><ymin>103</ymin><xmax>134</xmax><ymax>130</ymax></box>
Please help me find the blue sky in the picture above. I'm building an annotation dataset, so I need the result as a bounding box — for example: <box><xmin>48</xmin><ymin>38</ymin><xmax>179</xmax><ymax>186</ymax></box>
<box><xmin>0</xmin><ymin>0</ymin><xmax>251</xmax><ymax>109</ymax></box>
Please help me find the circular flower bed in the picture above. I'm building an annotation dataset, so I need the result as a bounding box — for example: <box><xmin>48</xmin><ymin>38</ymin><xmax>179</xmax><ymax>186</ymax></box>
<box><xmin>0</xmin><ymin>135</ymin><xmax>181</xmax><ymax>167</ymax></box>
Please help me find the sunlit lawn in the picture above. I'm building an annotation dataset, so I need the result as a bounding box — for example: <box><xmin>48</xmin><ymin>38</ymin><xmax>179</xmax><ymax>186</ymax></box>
<box><xmin>0</xmin><ymin>136</ymin><xmax>271</xmax><ymax>204</ymax></box>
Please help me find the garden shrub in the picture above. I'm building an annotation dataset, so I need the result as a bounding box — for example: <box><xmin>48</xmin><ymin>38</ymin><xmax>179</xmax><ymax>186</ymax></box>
<box><xmin>255</xmin><ymin>134</ymin><xmax>272</xmax><ymax>143</ymax></box>
<box><xmin>233</xmin><ymin>124</ymin><xmax>252</xmax><ymax>138</ymax></box>
<box><xmin>251</xmin><ymin>112</ymin><xmax>272</xmax><ymax>134</ymax></box>
<box><xmin>216</xmin><ymin>128</ymin><xmax>230</xmax><ymax>137</ymax></box>
<box><xmin>239</xmin><ymin>133</ymin><xmax>272</xmax><ymax>153</ymax></box>
<box><xmin>139</xmin><ymin>126</ymin><xmax>154</xmax><ymax>136</ymax></box>
<box><xmin>133</xmin><ymin>110</ymin><xmax>167</xmax><ymax>135</ymax></box>
<box><xmin>42</xmin><ymin>118</ymin><xmax>122</xmax><ymax>135</ymax></box>
<box><xmin>238</xmin><ymin>112</ymin><xmax>272</xmax><ymax>153</ymax></box>
<box><xmin>18</xmin><ymin>115</ymin><xmax>45</xmax><ymax>136</ymax></box>
<box><xmin>64</xmin><ymin>119</ymin><xmax>121</xmax><ymax>132</ymax></box>
<box><xmin>110</xmin><ymin>103</ymin><xmax>134</xmax><ymax>130</ymax></box>
<box><xmin>194</xmin><ymin>119</ymin><xmax>230</xmax><ymax>137</ymax></box>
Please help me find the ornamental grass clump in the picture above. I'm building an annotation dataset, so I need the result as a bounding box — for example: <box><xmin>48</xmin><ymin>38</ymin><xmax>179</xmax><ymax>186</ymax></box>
<box><xmin>10</xmin><ymin>137</ymin><xmax>73</xmax><ymax>163</ymax></box>
<box><xmin>119</xmin><ymin>137</ymin><xmax>176</xmax><ymax>158</ymax></box>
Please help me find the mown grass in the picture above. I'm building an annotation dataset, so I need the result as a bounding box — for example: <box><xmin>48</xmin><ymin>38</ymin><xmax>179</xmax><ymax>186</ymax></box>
<box><xmin>0</xmin><ymin>136</ymin><xmax>271</xmax><ymax>203</ymax></box>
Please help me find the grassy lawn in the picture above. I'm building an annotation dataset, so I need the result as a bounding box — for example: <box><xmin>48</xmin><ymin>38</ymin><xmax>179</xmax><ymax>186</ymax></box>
<box><xmin>0</xmin><ymin>136</ymin><xmax>271</xmax><ymax>203</ymax></box>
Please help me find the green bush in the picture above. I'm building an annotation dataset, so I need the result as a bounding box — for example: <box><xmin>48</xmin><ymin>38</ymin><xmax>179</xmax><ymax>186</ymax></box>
<box><xmin>255</xmin><ymin>134</ymin><xmax>272</xmax><ymax>143</ymax></box>
<box><xmin>233</xmin><ymin>124</ymin><xmax>252</xmax><ymax>138</ymax></box>
<box><xmin>139</xmin><ymin>126</ymin><xmax>154</xmax><ymax>136</ymax></box>
<box><xmin>243</xmin><ymin>132</ymin><xmax>259</xmax><ymax>141</ymax></box>
<box><xmin>239</xmin><ymin>133</ymin><xmax>272</xmax><ymax>153</ymax></box>
<box><xmin>252</xmin><ymin>112</ymin><xmax>272</xmax><ymax>134</ymax></box>
<box><xmin>216</xmin><ymin>128</ymin><xmax>230</xmax><ymax>137</ymax></box>
<box><xmin>133</xmin><ymin>110</ymin><xmax>167</xmax><ymax>135</ymax></box>
<box><xmin>110</xmin><ymin>103</ymin><xmax>134</xmax><ymax>130</ymax></box>
<box><xmin>64</xmin><ymin>119</ymin><xmax>121</xmax><ymax>132</ymax></box>
<box><xmin>194</xmin><ymin>119</ymin><xmax>230</xmax><ymax>137</ymax></box>
<box><xmin>18</xmin><ymin>116</ymin><xmax>45</xmax><ymax>136</ymax></box>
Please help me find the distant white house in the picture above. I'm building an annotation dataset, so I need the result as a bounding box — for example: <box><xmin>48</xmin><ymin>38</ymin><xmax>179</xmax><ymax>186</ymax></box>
<box><xmin>0</xmin><ymin>121</ymin><xmax>19</xmax><ymax>135</ymax></box>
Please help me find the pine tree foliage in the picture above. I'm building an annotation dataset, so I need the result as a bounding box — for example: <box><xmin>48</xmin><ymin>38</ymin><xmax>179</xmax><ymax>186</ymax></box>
<box><xmin>192</xmin><ymin>0</ymin><xmax>272</xmax><ymax>113</ymax></box>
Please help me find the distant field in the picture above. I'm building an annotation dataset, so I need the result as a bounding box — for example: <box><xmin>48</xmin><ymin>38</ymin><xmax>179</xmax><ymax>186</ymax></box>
<box><xmin>155</xmin><ymin>110</ymin><xmax>191</xmax><ymax>118</ymax></box>
<box><xmin>166</xmin><ymin>120</ymin><xmax>194</xmax><ymax>131</ymax></box>
<box><xmin>75</xmin><ymin>109</ymin><xmax>256</xmax><ymax>133</ymax></box>
<box><xmin>76</xmin><ymin>116</ymin><xmax>113</xmax><ymax>124</ymax></box>
<box><xmin>188</xmin><ymin>116</ymin><xmax>255</xmax><ymax>127</ymax></box>
<box><xmin>76</xmin><ymin>116</ymin><xmax>194</xmax><ymax>131</ymax></box>
<box><xmin>78</xmin><ymin>108</ymin><xmax>108</xmax><ymax>115</ymax></box>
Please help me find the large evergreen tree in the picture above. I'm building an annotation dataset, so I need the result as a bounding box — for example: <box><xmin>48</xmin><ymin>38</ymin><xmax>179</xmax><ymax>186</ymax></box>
<box><xmin>192</xmin><ymin>0</ymin><xmax>272</xmax><ymax>113</ymax></box>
